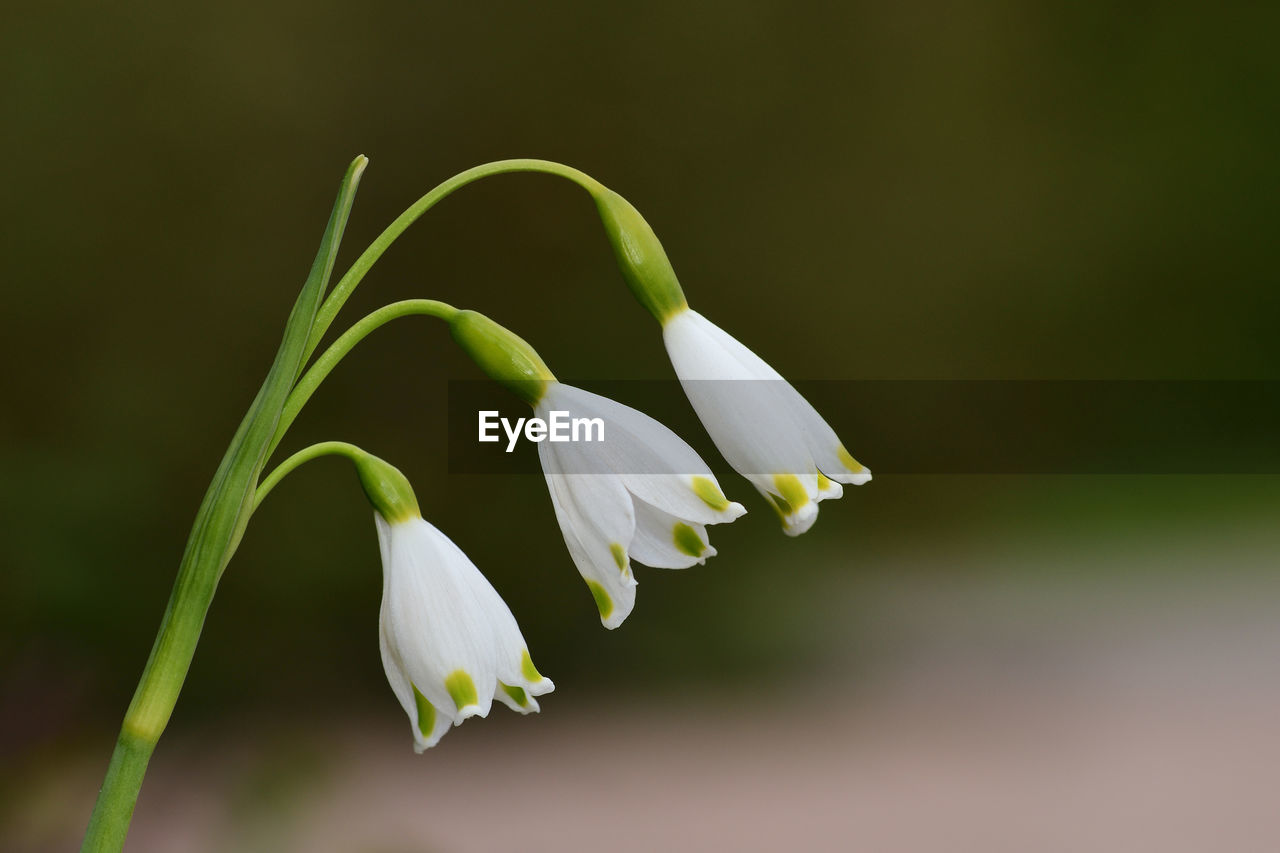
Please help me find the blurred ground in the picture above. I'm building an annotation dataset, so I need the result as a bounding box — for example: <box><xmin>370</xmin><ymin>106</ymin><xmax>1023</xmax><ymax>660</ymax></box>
<box><xmin>8</xmin><ymin>501</ymin><xmax>1278</xmax><ymax>852</ymax></box>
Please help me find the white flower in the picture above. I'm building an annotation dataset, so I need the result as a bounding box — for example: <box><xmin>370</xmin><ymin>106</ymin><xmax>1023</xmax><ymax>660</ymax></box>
<box><xmin>376</xmin><ymin>513</ymin><xmax>554</xmax><ymax>752</ymax></box>
<box><xmin>662</xmin><ymin>309</ymin><xmax>871</xmax><ymax>536</ymax></box>
<box><xmin>534</xmin><ymin>381</ymin><xmax>746</xmax><ymax>629</ymax></box>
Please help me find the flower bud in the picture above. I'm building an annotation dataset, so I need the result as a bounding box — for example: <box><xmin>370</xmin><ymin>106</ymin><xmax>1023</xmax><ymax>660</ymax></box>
<box><xmin>449</xmin><ymin>310</ymin><xmax>555</xmax><ymax>405</ymax></box>
<box><xmin>592</xmin><ymin>187</ymin><xmax>689</xmax><ymax>325</ymax></box>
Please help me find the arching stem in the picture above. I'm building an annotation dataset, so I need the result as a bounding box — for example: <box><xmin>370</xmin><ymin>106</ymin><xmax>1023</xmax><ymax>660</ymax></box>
<box><xmin>305</xmin><ymin>159</ymin><xmax>601</xmax><ymax>362</ymax></box>
<box><xmin>267</xmin><ymin>299</ymin><xmax>458</xmax><ymax>460</ymax></box>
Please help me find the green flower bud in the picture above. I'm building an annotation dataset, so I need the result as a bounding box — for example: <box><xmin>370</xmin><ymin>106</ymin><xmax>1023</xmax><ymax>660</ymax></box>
<box><xmin>592</xmin><ymin>187</ymin><xmax>689</xmax><ymax>325</ymax></box>
<box><xmin>449</xmin><ymin>310</ymin><xmax>556</xmax><ymax>405</ymax></box>
<box><xmin>353</xmin><ymin>452</ymin><xmax>420</xmax><ymax>524</ymax></box>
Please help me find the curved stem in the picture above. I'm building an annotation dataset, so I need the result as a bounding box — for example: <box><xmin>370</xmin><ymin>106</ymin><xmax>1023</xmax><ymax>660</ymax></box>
<box><xmin>305</xmin><ymin>159</ymin><xmax>601</xmax><ymax>363</ymax></box>
<box><xmin>254</xmin><ymin>441</ymin><xmax>366</xmax><ymax>511</ymax></box>
<box><xmin>267</xmin><ymin>299</ymin><xmax>458</xmax><ymax>460</ymax></box>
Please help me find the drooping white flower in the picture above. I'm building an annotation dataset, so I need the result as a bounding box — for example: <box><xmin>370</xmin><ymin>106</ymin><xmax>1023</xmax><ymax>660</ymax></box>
<box><xmin>534</xmin><ymin>381</ymin><xmax>746</xmax><ymax>629</ymax></box>
<box><xmin>376</xmin><ymin>513</ymin><xmax>554</xmax><ymax>752</ymax></box>
<box><xmin>662</xmin><ymin>309</ymin><xmax>871</xmax><ymax>536</ymax></box>
<box><xmin>585</xmin><ymin>183</ymin><xmax>871</xmax><ymax>535</ymax></box>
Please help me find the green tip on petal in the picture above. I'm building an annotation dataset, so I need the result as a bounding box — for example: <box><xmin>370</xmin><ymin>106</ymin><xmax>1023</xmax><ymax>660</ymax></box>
<box><xmin>772</xmin><ymin>474</ymin><xmax>811</xmax><ymax>513</ymax></box>
<box><xmin>816</xmin><ymin>471</ymin><xmax>833</xmax><ymax>492</ymax></box>
<box><xmin>586</xmin><ymin>580</ymin><xmax>614</xmax><ymax>620</ymax></box>
<box><xmin>609</xmin><ymin>542</ymin><xmax>627</xmax><ymax>571</ymax></box>
<box><xmin>444</xmin><ymin>670</ymin><xmax>479</xmax><ymax>712</ymax></box>
<box><xmin>520</xmin><ymin>649</ymin><xmax>543</xmax><ymax>683</ymax></box>
<box><xmin>691</xmin><ymin>475</ymin><xmax>730</xmax><ymax>511</ymax></box>
<box><xmin>672</xmin><ymin>522</ymin><xmax>705</xmax><ymax>558</ymax></box>
<box><xmin>837</xmin><ymin>445</ymin><xmax>866</xmax><ymax>474</ymax></box>
<box><xmin>499</xmin><ymin>682</ymin><xmax>529</xmax><ymax>708</ymax></box>
<box><xmin>412</xmin><ymin>684</ymin><xmax>436</xmax><ymax>739</ymax></box>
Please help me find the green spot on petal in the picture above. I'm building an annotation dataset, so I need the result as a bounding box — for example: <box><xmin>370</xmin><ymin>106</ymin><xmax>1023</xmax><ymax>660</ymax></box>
<box><xmin>520</xmin><ymin>649</ymin><xmax>543</xmax><ymax>683</ymax></box>
<box><xmin>673</xmin><ymin>522</ymin><xmax>705</xmax><ymax>557</ymax></box>
<box><xmin>816</xmin><ymin>471</ymin><xmax>832</xmax><ymax>492</ymax></box>
<box><xmin>772</xmin><ymin>474</ymin><xmax>810</xmax><ymax>513</ymax></box>
<box><xmin>837</xmin><ymin>445</ymin><xmax>865</xmax><ymax>474</ymax></box>
<box><xmin>444</xmin><ymin>670</ymin><xmax>479</xmax><ymax>711</ymax></box>
<box><xmin>610</xmin><ymin>542</ymin><xmax>627</xmax><ymax>571</ymax></box>
<box><xmin>766</xmin><ymin>492</ymin><xmax>791</xmax><ymax>518</ymax></box>
<box><xmin>691</xmin><ymin>476</ymin><xmax>730</xmax><ymax>511</ymax></box>
<box><xmin>499</xmin><ymin>682</ymin><xmax>529</xmax><ymax>708</ymax></box>
<box><xmin>412</xmin><ymin>684</ymin><xmax>436</xmax><ymax>738</ymax></box>
<box><xmin>586</xmin><ymin>580</ymin><xmax>614</xmax><ymax>620</ymax></box>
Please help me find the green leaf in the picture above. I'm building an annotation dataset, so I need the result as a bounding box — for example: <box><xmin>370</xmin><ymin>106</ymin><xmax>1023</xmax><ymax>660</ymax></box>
<box><xmin>197</xmin><ymin>154</ymin><xmax>368</xmax><ymax>581</ymax></box>
<box><xmin>128</xmin><ymin>155</ymin><xmax>367</xmax><ymax>740</ymax></box>
<box><xmin>83</xmin><ymin>156</ymin><xmax>368</xmax><ymax>853</ymax></box>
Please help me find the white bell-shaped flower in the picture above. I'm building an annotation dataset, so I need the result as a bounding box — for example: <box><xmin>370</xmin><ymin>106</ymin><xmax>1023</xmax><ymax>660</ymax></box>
<box><xmin>662</xmin><ymin>309</ymin><xmax>871</xmax><ymax>536</ymax></box>
<box><xmin>376</xmin><ymin>513</ymin><xmax>554</xmax><ymax>752</ymax></box>
<box><xmin>534</xmin><ymin>381</ymin><xmax>746</xmax><ymax>629</ymax></box>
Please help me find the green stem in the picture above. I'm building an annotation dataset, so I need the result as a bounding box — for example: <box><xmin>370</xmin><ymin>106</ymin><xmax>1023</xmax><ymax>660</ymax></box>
<box><xmin>304</xmin><ymin>159</ymin><xmax>601</xmax><ymax>363</ymax></box>
<box><xmin>267</xmin><ymin>299</ymin><xmax>458</xmax><ymax>460</ymax></box>
<box><xmin>255</xmin><ymin>441</ymin><xmax>421</xmax><ymax>526</ymax></box>
<box><xmin>79</xmin><ymin>729</ymin><xmax>154</xmax><ymax>852</ymax></box>
<box><xmin>254</xmin><ymin>441</ymin><xmax>366</xmax><ymax>511</ymax></box>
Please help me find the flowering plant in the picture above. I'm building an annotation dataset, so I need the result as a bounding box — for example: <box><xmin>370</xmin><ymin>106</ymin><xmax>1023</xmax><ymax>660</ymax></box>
<box><xmin>79</xmin><ymin>157</ymin><xmax>869</xmax><ymax>851</ymax></box>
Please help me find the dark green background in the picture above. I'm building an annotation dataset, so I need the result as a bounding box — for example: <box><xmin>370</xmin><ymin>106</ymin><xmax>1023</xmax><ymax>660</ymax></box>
<box><xmin>2</xmin><ymin>0</ymin><xmax>1277</xmax><ymax>774</ymax></box>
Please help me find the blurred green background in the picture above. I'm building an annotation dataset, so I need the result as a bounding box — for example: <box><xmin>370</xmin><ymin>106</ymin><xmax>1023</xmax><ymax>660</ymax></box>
<box><xmin>2</xmin><ymin>2</ymin><xmax>1278</xmax><ymax>850</ymax></box>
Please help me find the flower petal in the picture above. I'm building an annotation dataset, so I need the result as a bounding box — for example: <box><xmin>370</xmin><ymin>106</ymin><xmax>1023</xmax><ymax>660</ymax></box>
<box><xmin>663</xmin><ymin>311</ymin><xmax>817</xmax><ymax>491</ymax></box>
<box><xmin>816</xmin><ymin>470</ymin><xmax>845</xmax><ymax>501</ymax></box>
<box><xmin>664</xmin><ymin>309</ymin><xmax>784</xmax><ymax>383</ymax></box>
<box><xmin>494</xmin><ymin>681</ymin><xmax>542</xmax><ymax>714</ymax></box>
<box><xmin>375</xmin><ymin>513</ymin><xmax>552</xmax><ymax>750</ymax></box>
<box><xmin>629</xmin><ymin>496</ymin><xmax>716</xmax><ymax>569</ymax></box>
<box><xmin>538</xmin><ymin>383</ymin><xmax>746</xmax><ymax>526</ymax></box>
<box><xmin>773</xmin><ymin>380</ymin><xmax>873</xmax><ymax>486</ymax></box>
<box><xmin>540</xmin><ymin>441</ymin><xmax>638</xmax><ymax>629</ymax></box>
<box><xmin>409</xmin><ymin>684</ymin><xmax>454</xmax><ymax>752</ymax></box>
<box><xmin>378</xmin><ymin>612</ymin><xmax>418</xmax><ymax>738</ymax></box>
<box><xmin>377</xmin><ymin>515</ymin><xmax>502</xmax><ymax>720</ymax></box>
<box><xmin>664</xmin><ymin>309</ymin><xmax>870</xmax><ymax>532</ymax></box>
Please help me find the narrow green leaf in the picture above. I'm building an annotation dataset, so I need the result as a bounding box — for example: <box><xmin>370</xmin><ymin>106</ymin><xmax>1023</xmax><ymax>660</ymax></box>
<box><xmin>83</xmin><ymin>156</ymin><xmax>369</xmax><ymax>853</ymax></box>
<box><xmin>127</xmin><ymin>155</ymin><xmax>367</xmax><ymax>740</ymax></box>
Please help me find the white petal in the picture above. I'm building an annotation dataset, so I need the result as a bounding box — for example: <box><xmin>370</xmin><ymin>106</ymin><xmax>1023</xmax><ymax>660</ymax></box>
<box><xmin>772</xmin><ymin>379</ymin><xmax>873</xmax><ymax>486</ymax></box>
<box><xmin>494</xmin><ymin>681</ymin><xmax>543</xmax><ymax>714</ymax></box>
<box><xmin>669</xmin><ymin>309</ymin><xmax>870</xmax><ymax>485</ymax></box>
<box><xmin>539</xmin><ymin>441</ymin><xmax>638</xmax><ymax>629</ymax></box>
<box><xmin>374</xmin><ymin>514</ymin><xmax>552</xmax><ymax>750</ymax></box>
<box><xmin>663</xmin><ymin>311</ymin><xmax>817</xmax><ymax>492</ymax></box>
<box><xmin>377</xmin><ymin>518</ymin><xmax>417</xmax><ymax>718</ymax></box>
<box><xmin>753</xmin><ymin>475</ymin><xmax>820</xmax><ymax>537</ymax></box>
<box><xmin>816</xmin><ymin>472</ymin><xmax>844</xmax><ymax>501</ymax></box>
<box><xmin>378</xmin><ymin>610</ymin><xmax>417</xmax><ymax>734</ymax></box>
<box><xmin>664</xmin><ymin>309</ymin><xmax>871</xmax><ymax>531</ymax></box>
<box><xmin>460</xmin><ymin>565</ymin><xmax>553</xmax><ymax>699</ymax></box>
<box><xmin>381</xmin><ymin>518</ymin><xmax>499</xmax><ymax>720</ymax></box>
<box><xmin>538</xmin><ymin>383</ymin><xmax>745</xmax><ymax>526</ymax></box>
<box><xmin>629</xmin><ymin>496</ymin><xmax>716</xmax><ymax>569</ymax></box>
<box><xmin>664</xmin><ymin>309</ymin><xmax>784</xmax><ymax>382</ymax></box>
<box><xmin>412</xmin><ymin>693</ymin><xmax>455</xmax><ymax>753</ymax></box>
<box><xmin>624</xmin><ymin>472</ymin><xmax>747</xmax><ymax>526</ymax></box>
